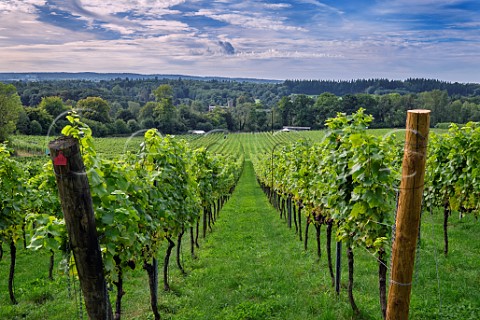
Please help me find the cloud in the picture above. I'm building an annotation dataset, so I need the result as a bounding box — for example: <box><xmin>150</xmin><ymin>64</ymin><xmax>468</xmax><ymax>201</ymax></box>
<box><xmin>2</xmin><ymin>34</ymin><xmax>479</xmax><ymax>82</ymax></box>
<box><xmin>0</xmin><ymin>0</ymin><xmax>479</xmax><ymax>82</ymax></box>
<box><xmin>218</xmin><ymin>41</ymin><xmax>235</xmax><ymax>54</ymax></box>
<box><xmin>373</xmin><ymin>0</ymin><xmax>479</xmax><ymax>23</ymax></box>
<box><xmin>79</xmin><ymin>0</ymin><xmax>185</xmax><ymax>17</ymax></box>
<box><xmin>376</xmin><ymin>0</ymin><xmax>467</xmax><ymax>10</ymax></box>
<box><xmin>191</xmin><ymin>9</ymin><xmax>306</xmax><ymax>31</ymax></box>
<box><xmin>0</xmin><ymin>10</ymin><xmax>93</xmax><ymax>46</ymax></box>
<box><xmin>262</xmin><ymin>3</ymin><xmax>291</xmax><ymax>9</ymax></box>
<box><xmin>0</xmin><ymin>0</ymin><xmax>46</xmax><ymax>13</ymax></box>
<box><xmin>297</xmin><ymin>0</ymin><xmax>344</xmax><ymax>14</ymax></box>
<box><xmin>48</xmin><ymin>0</ymin><xmax>185</xmax><ymax>18</ymax></box>
<box><xmin>26</xmin><ymin>0</ymin><xmax>191</xmax><ymax>39</ymax></box>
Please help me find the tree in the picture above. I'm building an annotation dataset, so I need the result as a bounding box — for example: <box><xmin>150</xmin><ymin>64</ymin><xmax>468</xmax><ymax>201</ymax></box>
<box><xmin>153</xmin><ymin>85</ymin><xmax>178</xmax><ymax>133</ymax></box>
<box><xmin>109</xmin><ymin>101</ymin><xmax>124</xmax><ymax>118</ymax></box>
<box><xmin>112</xmin><ymin>84</ymin><xmax>123</xmax><ymax>96</ymax></box>
<box><xmin>0</xmin><ymin>83</ymin><xmax>23</xmax><ymax>142</ymax></box>
<box><xmin>141</xmin><ymin>118</ymin><xmax>155</xmax><ymax>130</ymax></box>
<box><xmin>139</xmin><ymin>102</ymin><xmax>156</xmax><ymax>121</ymax></box>
<box><xmin>30</xmin><ymin>120</ymin><xmax>43</xmax><ymax>135</ymax></box>
<box><xmin>15</xmin><ymin>109</ymin><xmax>30</xmax><ymax>134</ymax></box>
<box><xmin>178</xmin><ymin>104</ymin><xmax>203</xmax><ymax>130</ymax></box>
<box><xmin>313</xmin><ymin>92</ymin><xmax>340</xmax><ymax>127</ymax></box>
<box><xmin>223</xmin><ymin>109</ymin><xmax>235</xmax><ymax>131</ymax></box>
<box><xmin>461</xmin><ymin>101</ymin><xmax>480</xmax><ymax>122</ymax></box>
<box><xmin>449</xmin><ymin>100</ymin><xmax>463</xmax><ymax>123</ymax></box>
<box><xmin>206</xmin><ymin>107</ymin><xmax>231</xmax><ymax>130</ymax></box>
<box><xmin>114</xmin><ymin>119</ymin><xmax>130</xmax><ymax>134</ymax></box>
<box><xmin>341</xmin><ymin>94</ymin><xmax>359</xmax><ymax>115</ymax></box>
<box><xmin>153</xmin><ymin>84</ymin><xmax>173</xmax><ymax>103</ymax></box>
<box><xmin>127</xmin><ymin>101</ymin><xmax>141</xmax><ymax>119</ymax></box>
<box><xmin>38</xmin><ymin>96</ymin><xmax>70</xmax><ymax>134</ymax></box>
<box><xmin>77</xmin><ymin>97</ymin><xmax>111</xmax><ymax>123</ymax></box>
<box><xmin>83</xmin><ymin>119</ymin><xmax>110</xmax><ymax>137</ymax></box>
<box><xmin>39</xmin><ymin>96</ymin><xmax>69</xmax><ymax>118</ymax></box>
<box><xmin>355</xmin><ymin>94</ymin><xmax>378</xmax><ymax>120</ymax></box>
<box><xmin>116</xmin><ymin>109</ymin><xmax>135</xmax><ymax>122</ymax></box>
<box><xmin>291</xmin><ymin>94</ymin><xmax>314</xmax><ymax>127</ymax></box>
<box><xmin>232</xmin><ymin>102</ymin><xmax>254</xmax><ymax>131</ymax></box>
<box><xmin>419</xmin><ymin>90</ymin><xmax>449</xmax><ymax>126</ymax></box>
<box><xmin>127</xmin><ymin>119</ymin><xmax>140</xmax><ymax>133</ymax></box>
<box><xmin>253</xmin><ymin>108</ymin><xmax>269</xmax><ymax>131</ymax></box>
<box><xmin>25</xmin><ymin>107</ymin><xmax>54</xmax><ymax>135</ymax></box>
<box><xmin>277</xmin><ymin>96</ymin><xmax>294</xmax><ymax>126</ymax></box>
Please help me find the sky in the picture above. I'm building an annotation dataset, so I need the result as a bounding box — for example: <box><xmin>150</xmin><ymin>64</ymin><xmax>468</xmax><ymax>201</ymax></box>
<box><xmin>1</xmin><ymin>0</ymin><xmax>479</xmax><ymax>82</ymax></box>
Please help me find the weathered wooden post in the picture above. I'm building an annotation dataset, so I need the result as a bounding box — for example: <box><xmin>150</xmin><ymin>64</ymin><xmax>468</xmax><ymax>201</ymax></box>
<box><xmin>49</xmin><ymin>136</ymin><xmax>113</xmax><ymax>320</ymax></box>
<box><xmin>386</xmin><ymin>110</ymin><xmax>430</xmax><ymax>320</ymax></box>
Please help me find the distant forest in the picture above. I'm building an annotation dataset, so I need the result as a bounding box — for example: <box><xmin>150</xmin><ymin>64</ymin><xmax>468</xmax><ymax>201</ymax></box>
<box><xmin>3</xmin><ymin>76</ymin><xmax>480</xmax><ymax>138</ymax></box>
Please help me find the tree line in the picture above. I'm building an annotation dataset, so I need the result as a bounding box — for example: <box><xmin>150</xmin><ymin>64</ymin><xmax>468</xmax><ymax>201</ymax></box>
<box><xmin>284</xmin><ymin>78</ymin><xmax>480</xmax><ymax>96</ymax></box>
<box><xmin>1</xmin><ymin>77</ymin><xmax>480</xmax><ymax>140</ymax></box>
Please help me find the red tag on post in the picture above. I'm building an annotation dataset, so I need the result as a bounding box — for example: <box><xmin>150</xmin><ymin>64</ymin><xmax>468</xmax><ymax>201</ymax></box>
<box><xmin>54</xmin><ymin>151</ymin><xmax>67</xmax><ymax>166</ymax></box>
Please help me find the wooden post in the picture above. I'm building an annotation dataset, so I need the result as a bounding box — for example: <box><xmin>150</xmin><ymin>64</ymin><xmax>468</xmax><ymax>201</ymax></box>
<box><xmin>49</xmin><ymin>136</ymin><xmax>113</xmax><ymax>320</ymax></box>
<box><xmin>387</xmin><ymin>110</ymin><xmax>430</xmax><ymax>320</ymax></box>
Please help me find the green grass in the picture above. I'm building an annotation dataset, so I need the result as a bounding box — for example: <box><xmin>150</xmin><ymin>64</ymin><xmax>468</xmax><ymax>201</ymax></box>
<box><xmin>0</xmin><ymin>249</ymin><xmax>77</xmax><ymax>319</ymax></box>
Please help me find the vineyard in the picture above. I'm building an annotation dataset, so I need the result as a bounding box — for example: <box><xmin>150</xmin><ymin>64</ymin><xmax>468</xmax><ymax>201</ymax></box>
<box><xmin>1</xmin><ymin>110</ymin><xmax>480</xmax><ymax>319</ymax></box>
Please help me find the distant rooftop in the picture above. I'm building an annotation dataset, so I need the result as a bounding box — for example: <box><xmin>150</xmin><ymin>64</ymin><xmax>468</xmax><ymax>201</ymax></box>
<box><xmin>282</xmin><ymin>126</ymin><xmax>311</xmax><ymax>131</ymax></box>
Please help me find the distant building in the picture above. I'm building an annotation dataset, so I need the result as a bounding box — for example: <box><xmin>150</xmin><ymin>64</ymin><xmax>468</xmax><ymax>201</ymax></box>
<box><xmin>282</xmin><ymin>126</ymin><xmax>311</xmax><ymax>131</ymax></box>
<box><xmin>189</xmin><ymin>130</ymin><xmax>206</xmax><ymax>134</ymax></box>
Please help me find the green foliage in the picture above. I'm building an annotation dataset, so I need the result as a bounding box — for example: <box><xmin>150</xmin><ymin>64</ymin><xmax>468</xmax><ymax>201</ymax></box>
<box><xmin>24</xmin><ymin>108</ymin><xmax>54</xmax><ymax>135</ymax></box>
<box><xmin>0</xmin><ymin>82</ymin><xmax>23</xmax><ymax>141</ymax></box>
<box><xmin>76</xmin><ymin>96</ymin><xmax>111</xmax><ymax>123</ymax></box>
<box><xmin>38</xmin><ymin>96</ymin><xmax>69</xmax><ymax>118</ymax></box>
<box><xmin>153</xmin><ymin>84</ymin><xmax>173</xmax><ymax>102</ymax></box>
<box><xmin>0</xmin><ymin>143</ymin><xmax>27</xmax><ymax>243</ymax></box>
<box><xmin>253</xmin><ymin>109</ymin><xmax>398</xmax><ymax>254</ymax></box>
<box><xmin>29</xmin><ymin>120</ymin><xmax>43</xmax><ymax>135</ymax></box>
<box><xmin>425</xmin><ymin>122</ymin><xmax>480</xmax><ymax>217</ymax></box>
<box><xmin>11</xmin><ymin>77</ymin><xmax>480</xmax><ymax>137</ymax></box>
<box><xmin>152</xmin><ymin>85</ymin><xmax>182</xmax><ymax>133</ymax></box>
<box><xmin>140</xmin><ymin>129</ymin><xmax>200</xmax><ymax>235</ymax></box>
<box><xmin>114</xmin><ymin>118</ymin><xmax>130</xmax><ymax>134</ymax></box>
<box><xmin>26</xmin><ymin>160</ymin><xmax>65</xmax><ymax>253</ymax></box>
<box><xmin>57</xmin><ymin>116</ymin><xmax>240</xmax><ymax>289</ymax></box>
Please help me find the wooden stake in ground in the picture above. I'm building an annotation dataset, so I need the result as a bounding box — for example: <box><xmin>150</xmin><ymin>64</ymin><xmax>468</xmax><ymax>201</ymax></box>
<box><xmin>49</xmin><ymin>136</ymin><xmax>113</xmax><ymax>320</ymax></box>
<box><xmin>386</xmin><ymin>110</ymin><xmax>430</xmax><ymax>320</ymax></box>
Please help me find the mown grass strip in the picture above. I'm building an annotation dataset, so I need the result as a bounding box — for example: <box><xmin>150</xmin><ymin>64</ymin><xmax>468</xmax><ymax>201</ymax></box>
<box><xmin>160</xmin><ymin>161</ymin><xmax>346</xmax><ymax>320</ymax></box>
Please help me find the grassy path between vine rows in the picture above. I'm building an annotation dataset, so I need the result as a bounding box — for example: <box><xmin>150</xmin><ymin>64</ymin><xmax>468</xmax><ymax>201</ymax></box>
<box><xmin>160</xmin><ymin>160</ymin><xmax>350</xmax><ymax>320</ymax></box>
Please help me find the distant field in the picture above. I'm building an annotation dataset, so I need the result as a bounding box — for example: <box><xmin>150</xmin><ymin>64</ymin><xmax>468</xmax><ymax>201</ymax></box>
<box><xmin>11</xmin><ymin>128</ymin><xmax>447</xmax><ymax>158</ymax></box>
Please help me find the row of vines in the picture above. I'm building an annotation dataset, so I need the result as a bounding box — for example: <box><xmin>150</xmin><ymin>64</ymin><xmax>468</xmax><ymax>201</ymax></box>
<box><xmin>252</xmin><ymin>109</ymin><xmax>479</xmax><ymax>319</ymax></box>
<box><xmin>0</xmin><ymin>112</ymin><xmax>243</xmax><ymax>319</ymax></box>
